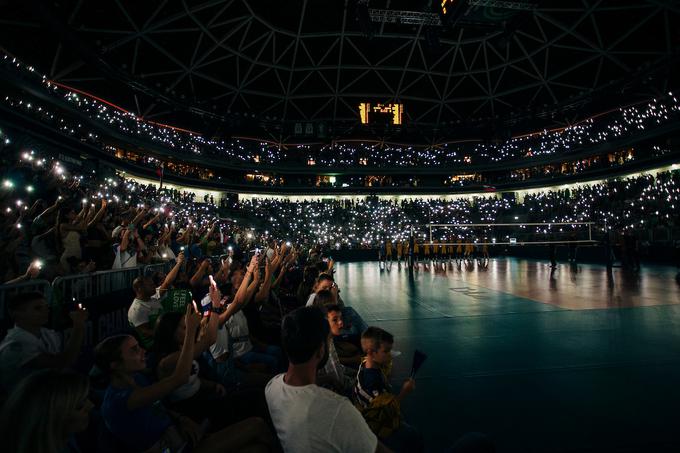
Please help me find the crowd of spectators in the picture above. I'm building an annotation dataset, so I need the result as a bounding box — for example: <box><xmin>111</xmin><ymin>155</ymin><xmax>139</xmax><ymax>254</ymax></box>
<box><xmin>2</xmin><ymin>51</ymin><xmax>680</xmax><ymax>452</ymax></box>
<box><xmin>2</xmin><ymin>117</ymin><xmax>680</xmax><ymax>451</ymax></box>
<box><xmin>3</xmin><ymin>51</ymin><xmax>679</xmax><ymax>175</ymax></box>
<box><xmin>2</xmin><ymin>127</ymin><xmax>680</xmax><ymax>285</ymax></box>
<box><xmin>234</xmin><ymin>168</ymin><xmax>680</xmax><ymax>248</ymax></box>
<box><xmin>0</xmin><ymin>146</ymin><xmax>429</xmax><ymax>451</ymax></box>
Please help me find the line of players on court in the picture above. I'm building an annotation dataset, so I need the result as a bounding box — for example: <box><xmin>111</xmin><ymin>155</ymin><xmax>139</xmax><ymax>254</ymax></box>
<box><xmin>378</xmin><ymin>237</ymin><xmax>491</xmax><ymax>269</ymax></box>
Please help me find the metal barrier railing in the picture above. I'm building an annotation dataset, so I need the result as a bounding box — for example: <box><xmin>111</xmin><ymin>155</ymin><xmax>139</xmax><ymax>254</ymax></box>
<box><xmin>0</xmin><ymin>279</ymin><xmax>53</xmax><ymax>322</ymax></box>
<box><xmin>143</xmin><ymin>260</ymin><xmax>177</xmax><ymax>276</ymax></box>
<box><xmin>4</xmin><ymin>253</ymin><xmax>228</xmax><ymax>316</ymax></box>
<box><xmin>52</xmin><ymin>267</ymin><xmax>143</xmax><ymax>303</ymax></box>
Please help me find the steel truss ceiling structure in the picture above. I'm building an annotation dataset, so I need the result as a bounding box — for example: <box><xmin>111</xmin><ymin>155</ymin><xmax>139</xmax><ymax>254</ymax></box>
<box><xmin>0</xmin><ymin>0</ymin><xmax>678</xmax><ymax>139</ymax></box>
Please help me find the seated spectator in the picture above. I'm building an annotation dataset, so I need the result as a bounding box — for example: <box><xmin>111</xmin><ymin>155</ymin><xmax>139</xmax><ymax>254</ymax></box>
<box><xmin>157</xmin><ymin>276</ymin><xmax>275</xmax><ymax>425</ymax></box>
<box><xmin>207</xmin><ymin>256</ymin><xmax>272</xmax><ymax>388</ymax></box>
<box><xmin>219</xmin><ymin>257</ymin><xmax>283</xmax><ymax>375</ymax></box>
<box><xmin>333</xmin><ymin>330</ymin><xmax>364</xmax><ymax>369</ymax></box>
<box><xmin>96</xmin><ymin>304</ymin><xmax>274</xmax><ymax>453</ymax></box>
<box><xmin>0</xmin><ymin>369</ymin><xmax>93</xmax><ymax>453</ymax></box>
<box><xmin>296</xmin><ymin>265</ymin><xmax>318</xmax><ymax>306</ymax></box>
<box><xmin>354</xmin><ymin>327</ymin><xmax>423</xmax><ymax>453</ymax></box>
<box><xmin>0</xmin><ymin>291</ymin><xmax>87</xmax><ymax>391</ymax></box>
<box><xmin>152</xmin><ymin>284</ymin><xmax>259</xmax><ymax>428</ymax></box>
<box><xmin>153</xmin><ymin>310</ymin><xmax>222</xmax><ymax>420</ymax></box>
<box><xmin>307</xmin><ymin>284</ymin><xmax>366</xmax><ymax>364</ymax></box>
<box><xmin>310</xmin><ymin>288</ymin><xmax>335</xmax><ymax>308</ymax></box>
<box><xmin>305</xmin><ymin>272</ymin><xmax>340</xmax><ymax>307</ymax></box>
<box><xmin>317</xmin><ymin>304</ymin><xmax>356</xmax><ymax>396</ymax></box>
<box><xmin>304</xmin><ymin>272</ymin><xmax>367</xmax><ymax>351</ymax></box>
<box><xmin>127</xmin><ymin>252</ymin><xmax>184</xmax><ymax>348</ymax></box>
<box><xmin>265</xmin><ymin>306</ymin><xmax>390</xmax><ymax>452</ymax></box>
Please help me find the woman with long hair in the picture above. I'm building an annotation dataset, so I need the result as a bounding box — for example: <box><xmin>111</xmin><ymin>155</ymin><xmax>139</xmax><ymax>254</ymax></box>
<box><xmin>152</xmin><ymin>306</ymin><xmax>223</xmax><ymax>422</ymax></box>
<box><xmin>296</xmin><ymin>265</ymin><xmax>318</xmax><ymax>306</ymax></box>
<box><xmin>0</xmin><ymin>369</ymin><xmax>93</xmax><ymax>453</ymax></box>
<box><xmin>153</xmin><ymin>276</ymin><xmax>273</xmax><ymax>427</ymax></box>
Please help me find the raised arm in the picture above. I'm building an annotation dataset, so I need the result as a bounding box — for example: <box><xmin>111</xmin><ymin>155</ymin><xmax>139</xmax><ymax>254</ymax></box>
<box><xmin>74</xmin><ymin>204</ymin><xmax>88</xmax><ymax>223</ymax></box>
<box><xmin>134</xmin><ymin>229</ymin><xmax>146</xmax><ymax>251</ymax></box>
<box><xmin>143</xmin><ymin>212</ymin><xmax>161</xmax><ymax>230</ymax></box>
<box><xmin>130</xmin><ymin>207</ymin><xmax>148</xmax><ymax>226</ymax></box>
<box><xmin>85</xmin><ymin>204</ymin><xmax>97</xmax><ymax>224</ymax></box>
<box><xmin>127</xmin><ymin>304</ymin><xmax>199</xmax><ymax>410</ymax></box>
<box><xmin>243</xmin><ymin>263</ymin><xmax>261</xmax><ymax>308</ymax></box>
<box><xmin>159</xmin><ymin>252</ymin><xmax>185</xmax><ymax>291</ymax></box>
<box><xmin>189</xmin><ymin>259</ymin><xmax>209</xmax><ymax>287</ymax></box>
<box><xmin>87</xmin><ymin>199</ymin><xmax>107</xmax><ymax>228</ymax></box>
<box><xmin>193</xmin><ymin>282</ymin><xmax>221</xmax><ymax>353</ymax></box>
<box><xmin>254</xmin><ymin>258</ymin><xmax>275</xmax><ymax>304</ymax></box>
<box><xmin>36</xmin><ymin>226</ymin><xmax>56</xmax><ymax>239</ymax></box>
<box><xmin>3</xmin><ymin>261</ymin><xmax>41</xmax><ymax>285</ymax></box>
<box><xmin>119</xmin><ymin>228</ymin><xmax>130</xmax><ymax>253</ymax></box>
<box><xmin>217</xmin><ymin>256</ymin><xmax>257</xmax><ymax>324</ymax></box>
<box><xmin>159</xmin><ymin>225</ymin><xmax>172</xmax><ymax>246</ymax></box>
<box><xmin>214</xmin><ymin>257</ymin><xmax>230</xmax><ymax>284</ymax></box>
<box><xmin>35</xmin><ymin>197</ymin><xmax>62</xmax><ymax>220</ymax></box>
<box><xmin>25</xmin><ymin>306</ymin><xmax>88</xmax><ymax>370</ymax></box>
<box><xmin>203</xmin><ymin>222</ymin><xmax>216</xmax><ymax>241</ymax></box>
<box><xmin>272</xmin><ymin>264</ymin><xmax>288</xmax><ymax>290</ymax></box>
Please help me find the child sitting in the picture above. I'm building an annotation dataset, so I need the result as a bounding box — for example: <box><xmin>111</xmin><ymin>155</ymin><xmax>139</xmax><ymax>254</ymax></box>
<box><xmin>353</xmin><ymin>326</ymin><xmax>424</xmax><ymax>453</ymax></box>
<box><xmin>316</xmin><ymin>304</ymin><xmax>356</xmax><ymax>396</ymax></box>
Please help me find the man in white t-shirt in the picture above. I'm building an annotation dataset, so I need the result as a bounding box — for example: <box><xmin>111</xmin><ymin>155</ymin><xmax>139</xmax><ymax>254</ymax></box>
<box><xmin>0</xmin><ymin>292</ymin><xmax>87</xmax><ymax>391</ymax></box>
<box><xmin>127</xmin><ymin>252</ymin><xmax>184</xmax><ymax>347</ymax></box>
<box><xmin>265</xmin><ymin>306</ymin><xmax>391</xmax><ymax>453</ymax></box>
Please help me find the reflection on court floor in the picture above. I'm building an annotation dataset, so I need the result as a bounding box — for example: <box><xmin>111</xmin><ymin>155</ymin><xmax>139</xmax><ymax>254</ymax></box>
<box><xmin>333</xmin><ymin>259</ymin><xmax>680</xmax><ymax>452</ymax></box>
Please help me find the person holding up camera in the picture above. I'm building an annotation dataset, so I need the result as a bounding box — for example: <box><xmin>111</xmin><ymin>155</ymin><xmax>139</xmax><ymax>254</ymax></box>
<box><xmin>0</xmin><ymin>291</ymin><xmax>87</xmax><ymax>391</ymax></box>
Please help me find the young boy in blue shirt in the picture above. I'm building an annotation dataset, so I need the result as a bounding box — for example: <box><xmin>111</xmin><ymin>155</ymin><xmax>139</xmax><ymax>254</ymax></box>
<box><xmin>354</xmin><ymin>326</ymin><xmax>423</xmax><ymax>453</ymax></box>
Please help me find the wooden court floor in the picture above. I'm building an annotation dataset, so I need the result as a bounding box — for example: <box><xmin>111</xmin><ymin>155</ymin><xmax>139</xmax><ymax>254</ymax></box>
<box><xmin>335</xmin><ymin>259</ymin><xmax>680</xmax><ymax>452</ymax></box>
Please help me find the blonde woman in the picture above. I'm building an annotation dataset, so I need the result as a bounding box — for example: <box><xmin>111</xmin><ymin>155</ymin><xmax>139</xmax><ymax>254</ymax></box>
<box><xmin>0</xmin><ymin>369</ymin><xmax>93</xmax><ymax>453</ymax></box>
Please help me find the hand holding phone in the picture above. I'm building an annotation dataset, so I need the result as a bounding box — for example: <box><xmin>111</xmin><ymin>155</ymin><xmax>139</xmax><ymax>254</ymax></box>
<box><xmin>69</xmin><ymin>302</ymin><xmax>88</xmax><ymax>326</ymax></box>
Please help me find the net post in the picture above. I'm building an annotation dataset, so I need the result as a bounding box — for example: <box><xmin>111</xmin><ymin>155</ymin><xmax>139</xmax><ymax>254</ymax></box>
<box><xmin>408</xmin><ymin>224</ymin><xmax>414</xmax><ymax>271</ymax></box>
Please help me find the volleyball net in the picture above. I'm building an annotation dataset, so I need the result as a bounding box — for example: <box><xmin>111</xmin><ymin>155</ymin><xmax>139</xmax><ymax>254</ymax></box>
<box><xmin>421</xmin><ymin>222</ymin><xmax>597</xmax><ymax>246</ymax></box>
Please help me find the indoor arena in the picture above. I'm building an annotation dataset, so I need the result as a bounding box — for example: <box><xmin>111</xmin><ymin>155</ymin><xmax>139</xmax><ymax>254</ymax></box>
<box><xmin>1</xmin><ymin>1</ymin><xmax>679</xmax><ymax>452</ymax></box>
